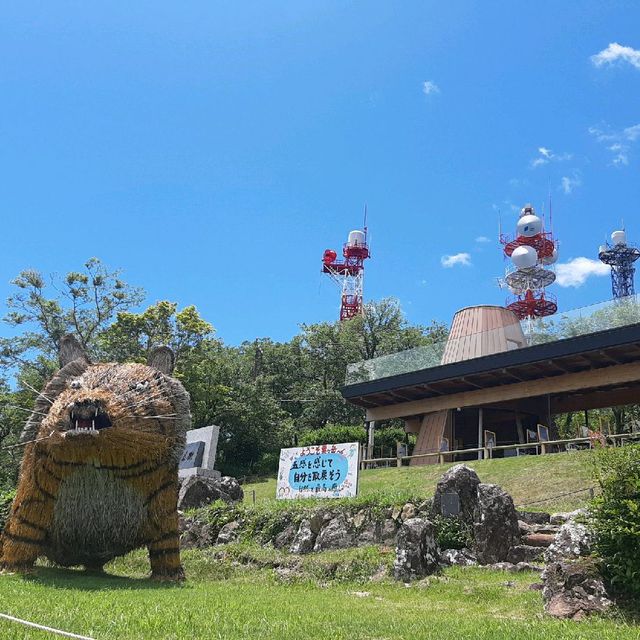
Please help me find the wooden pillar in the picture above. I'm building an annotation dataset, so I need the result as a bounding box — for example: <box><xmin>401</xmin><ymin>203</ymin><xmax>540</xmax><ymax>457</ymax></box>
<box><xmin>367</xmin><ymin>420</ymin><xmax>375</xmax><ymax>460</ymax></box>
<box><xmin>478</xmin><ymin>408</ymin><xmax>484</xmax><ymax>460</ymax></box>
<box><xmin>515</xmin><ymin>414</ymin><xmax>525</xmax><ymax>444</ymax></box>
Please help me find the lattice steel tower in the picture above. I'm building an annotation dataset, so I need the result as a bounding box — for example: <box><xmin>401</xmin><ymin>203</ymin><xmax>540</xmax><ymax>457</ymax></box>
<box><xmin>598</xmin><ymin>230</ymin><xmax>640</xmax><ymax>299</ymax></box>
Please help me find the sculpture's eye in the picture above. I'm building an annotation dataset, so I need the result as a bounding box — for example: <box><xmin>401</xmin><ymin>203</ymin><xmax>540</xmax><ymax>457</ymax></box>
<box><xmin>135</xmin><ymin>381</ymin><xmax>149</xmax><ymax>392</ymax></box>
<box><xmin>70</xmin><ymin>380</ymin><xmax>82</xmax><ymax>390</ymax></box>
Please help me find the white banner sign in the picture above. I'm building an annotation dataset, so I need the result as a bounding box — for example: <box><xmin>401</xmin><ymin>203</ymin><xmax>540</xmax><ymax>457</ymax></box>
<box><xmin>277</xmin><ymin>442</ymin><xmax>359</xmax><ymax>499</ymax></box>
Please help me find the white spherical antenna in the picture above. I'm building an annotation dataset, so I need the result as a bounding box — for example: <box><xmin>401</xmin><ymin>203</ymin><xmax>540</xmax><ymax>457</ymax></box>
<box><xmin>611</xmin><ymin>230</ymin><xmax>626</xmax><ymax>245</ymax></box>
<box><xmin>348</xmin><ymin>229</ymin><xmax>366</xmax><ymax>247</ymax></box>
<box><xmin>517</xmin><ymin>214</ymin><xmax>542</xmax><ymax>238</ymax></box>
<box><xmin>511</xmin><ymin>245</ymin><xmax>538</xmax><ymax>269</ymax></box>
<box><xmin>541</xmin><ymin>247</ymin><xmax>558</xmax><ymax>265</ymax></box>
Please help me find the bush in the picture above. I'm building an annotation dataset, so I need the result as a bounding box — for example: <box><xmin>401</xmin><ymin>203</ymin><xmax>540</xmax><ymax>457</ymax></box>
<box><xmin>590</xmin><ymin>444</ymin><xmax>640</xmax><ymax>597</ymax></box>
<box><xmin>432</xmin><ymin>515</ymin><xmax>472</xmax><ymax>550</ymax></box>
<box><xmin>298</xmin><ymin>424</ymin><xmax>414</xmax><ymax>452</ymax></box>
<box><xmin>0</xmin><ymin>490</ymin><xmax>15</xmax><ymax>531</ymax></box>
<box><xmin>299</xmin><ymin>425</ymin><xmax>366</xmax><ymax>447</ymax></box>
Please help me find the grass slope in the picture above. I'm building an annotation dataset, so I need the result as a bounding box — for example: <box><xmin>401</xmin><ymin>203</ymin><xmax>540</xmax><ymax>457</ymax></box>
<box><xmin>244</xmin><ymin>450</ymin><xmax>594</xmax><ymax>512</ymax></box>
<box><xmin>0</xmin><ymin>546</ymin><xmax>637</xmax><ymax>640</ymax></box>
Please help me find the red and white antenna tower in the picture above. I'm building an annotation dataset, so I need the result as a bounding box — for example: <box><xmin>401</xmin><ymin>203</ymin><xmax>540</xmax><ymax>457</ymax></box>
<box><xmin>321</xmin><ymin>212</ymin><xmax>371</xmax><ymax>321</ymax></box>
<box><xmin>499</xmin><ymin>203</ymin><xmax>559</xmax><ymax>334</ymax></box>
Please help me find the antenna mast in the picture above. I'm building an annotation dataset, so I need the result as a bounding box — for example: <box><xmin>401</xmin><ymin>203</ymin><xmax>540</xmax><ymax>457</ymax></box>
<box><xmin>321</xmin><ymin>212</ymin><xmax>371</xmax><ymax>321</ymax></box>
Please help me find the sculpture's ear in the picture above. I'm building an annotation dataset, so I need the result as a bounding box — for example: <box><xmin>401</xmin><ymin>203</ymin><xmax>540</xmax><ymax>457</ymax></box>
<box><xmin>148</xmin><ymin>346</ymin><xmax>175</xmax><ymax>375</ymax></box>
<box><xmin>59</xmin><ymin>334</ymin><xmax>88</xmax><ymax>368</ymax></box>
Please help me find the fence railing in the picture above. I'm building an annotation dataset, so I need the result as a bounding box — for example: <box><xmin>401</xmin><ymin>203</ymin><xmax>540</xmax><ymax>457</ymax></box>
<box><xmin>359</xmin><ymin>432</ymin><xmax>640</xmax><ymax>469</ymax></box>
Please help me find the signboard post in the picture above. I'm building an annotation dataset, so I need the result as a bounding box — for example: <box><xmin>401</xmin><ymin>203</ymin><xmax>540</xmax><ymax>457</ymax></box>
<box><xmin>276</xmin><ymin>442</ymin><xmax>360</xmax><ymax>500</ymax></box>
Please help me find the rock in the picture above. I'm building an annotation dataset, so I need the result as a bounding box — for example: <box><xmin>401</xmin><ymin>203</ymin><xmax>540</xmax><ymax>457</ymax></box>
<box><xmin>177</xmin><ymin>475</ymin><xmax>243</xmax><ymax>510</ymax></box>
<box><xmin>393</xmin><ymin>517</ymin><xmax>439</xmax><ymax>582</ymax></box>
<box><xmin>391</xmin><ymin>505</ymin><xmax>402</xmax><ymax>521</ymax></box>
<box><xmin>542</xmin><ymin>558</ymin><xmax>613</xmax><ymax>619</ymax></box>
<box><xmin>507</xmin><ymin>544</ymin><xmax>544</xmax><ymax>564</ymax></box>
<box><xmin>216</xmin><ymin>520</ymin><xmax>241</xmax><ymax>544</ymax></box>
<box><xmin>549</xmin><ymin>509</ymin><xmax>586</xmax><ymax>526</ymax></box>
<box><xmin>314</xmin><ymin>515</ymin><xmax>355</xmax><ymax>551</ymax></box>
<box><xmin>531</xmin><ymin>524</ymin><xmax>561</xmax><ymax>534</ymax></box>
<box><xmin>289</xmin><ymin>519</ymin><xmax>316</xmax><ymax>554</ymax></box>
<box><xmin>309</xmin><ymin>510</ymin><xmax>331</xmax><ymax>534</ymax></box>
<box><xmin>523</xmin><ymin>533</ymin><xmax>556</xmax><ymax>548</ymax></box>
<box><xmin>516</xmin><ymin>510</ymin><xmax>551</xmax><ymax>525</ymax></box>
<box><xmin>400</xmin><ymin>503</ymin><xmax>417</xmax><ymax>521</ymax></box>
<box><xmin>518</xmin><ymin>520</ymin><xmax>534</xmax><ymax>535</ymax></box>
<box><xmin>352</xmin><ymin>510</ymin><xmax>367</xmax><ymax>529</ymax></box>
<box><xmin>473</xmin><ymin>483</ymin><xmax>520</xmax><ymax>564</ymax></box>
<box><xmin>180</xmin><ymin>517</ymin><xmax>215</xmax><ymax>549</ymax></box>
<box><xmin>218</xmin><ymin>476</ymin><xmax>244</xmax><ymax>502</ymax></box>
<box><xmin>431</xmin><ymin>464</ymin><xmax>481</xmax><ymax>526</ymax></box>
<box><xmin>380</xmin><ymin>519</ymin><xmax>398</xmax><ymax>544</ymax></box>
<box><xmin>273</xmin><ymin>524</ymin><xmax>297</xmax><ymax>549</ymax></box>
<box><xmin>544</xmin><ymin>521</ymin><xmax>594</xmax><ymax>564</ymax></box>
<box><xmin>356</xmin><ymin>520</ymin><xmax>379</xmax><ymax>546</ymax></box>
<box><xmin>440</xmin><ymin>548</ymin><xmax>477</xmax><ymax>567</ymax></box>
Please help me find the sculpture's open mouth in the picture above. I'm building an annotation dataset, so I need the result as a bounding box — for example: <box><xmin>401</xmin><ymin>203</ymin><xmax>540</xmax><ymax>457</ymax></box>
<box><xmin>65</xmin><ymin>407</ymin><xmax>113</xmax><ymax>433</ymax></box>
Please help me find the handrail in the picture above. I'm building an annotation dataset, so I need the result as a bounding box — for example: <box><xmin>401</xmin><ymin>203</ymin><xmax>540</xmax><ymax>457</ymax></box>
<box><xmin>360</xmin><ymin>432</ymin><xmax>640</xmax><ymax>467</ymax></box>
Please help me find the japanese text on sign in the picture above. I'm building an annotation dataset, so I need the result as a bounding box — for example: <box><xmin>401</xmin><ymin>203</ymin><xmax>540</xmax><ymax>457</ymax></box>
<box><xmin>277</xmin><ymin>442</ymin><xmax>359</xmax><ymax>499</ymax></box>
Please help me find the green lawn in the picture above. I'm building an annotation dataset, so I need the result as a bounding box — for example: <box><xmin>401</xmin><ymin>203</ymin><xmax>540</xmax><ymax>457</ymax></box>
<box><xmin>0</xmin><ymin>546</ymin><xmax>637</xmax><ymax>640</ymax></box>
<box><xmin>244</xmin><ymin>449</ymin><xmax>595</xmax><ymax>512</ymax></box>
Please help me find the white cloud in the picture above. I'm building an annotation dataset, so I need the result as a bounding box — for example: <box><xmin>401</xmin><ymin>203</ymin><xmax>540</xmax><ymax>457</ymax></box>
<box><xmin>589</xmin><ymin>123</ymin><xmax>640</xmax><ymax>165</ymax></box>
<box><xmin>591</xmin><ymin>43</ymin><xmax>640</xmax><ymax>70</ymax></box>
<box><xmin>625</xmin><ymin>124</ymin><xmax>640</xmax><ymax>141</ymax></box>
<box><xmin>475</xmin><ymin>236</ymin><xmax>491</xmax><ymax>243</ymax></box>
<box><xmin>555</xmin><ymin>257</ymin><xmax>610</xmax><ymax>287</ymax></box>
<box><xmin>560</xmin><ymin>171</ymin><xmax>582</xmax><ymax>194</ymax></box>
<box><xmin>530</xmin><ymin>147</ymin><xmax>572</xmax><ymax>168</ymax></box>
<box><xmin>422</xmin><ymin>80</ymin><xmax>440</xmax><ymax>96</ymax></box>
<box><xmin>441</xmin><ymin>252</ymin><xmax>471</xmax><ymax>268</ymax></box>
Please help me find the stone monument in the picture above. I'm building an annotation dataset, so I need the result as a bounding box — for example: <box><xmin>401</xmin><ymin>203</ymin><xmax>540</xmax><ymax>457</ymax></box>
<box><xmin>178</xmin><ymin>425</ymin><xmax>221</xmax><ymax>480</ymax></box>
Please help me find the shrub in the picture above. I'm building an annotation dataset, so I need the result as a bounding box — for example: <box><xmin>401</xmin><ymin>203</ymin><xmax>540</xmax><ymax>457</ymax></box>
<box><xmin>590</xmin><ymin>444</ymin><xmax>640</xmax><ymax>597</ymax></box>
<box><xmin>0</xmin><ymin>490</ymin><xmax>15</xmax><ymax>531</ymax></box>
<box><xmin>298</xmin><ymin>424</ymin><xmax>414</xmax><ymax>452</ymax></box>
<box><xmin>432</xmin><ymin>515</ymin><xmax>472</xmax><ymax>550</ymax></box>
<box><xmin>299</xmin><ymin>425</ymin><xmax>366</xmax><ymax>447</ymax></box>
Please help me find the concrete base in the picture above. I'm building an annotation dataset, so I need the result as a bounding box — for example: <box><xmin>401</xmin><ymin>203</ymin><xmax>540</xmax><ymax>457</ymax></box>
<box><xmin>178</xmin><ymin>467</ymin><xmax>222</xmax><ymax>480</ymax></box>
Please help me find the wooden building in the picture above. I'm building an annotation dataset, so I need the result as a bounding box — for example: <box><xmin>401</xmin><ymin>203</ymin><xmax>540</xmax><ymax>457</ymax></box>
<box><xmin>342</xmin><ymin>304</ymin><xmax>640</xmax><ymax>464</ymax></box>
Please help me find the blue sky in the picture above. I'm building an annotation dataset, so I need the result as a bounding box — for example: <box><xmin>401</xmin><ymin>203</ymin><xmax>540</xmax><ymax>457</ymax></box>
<box><xmin>1</xmin><ymin>2</ymin><xmax>639</xmax><ymax>344</ymax></box>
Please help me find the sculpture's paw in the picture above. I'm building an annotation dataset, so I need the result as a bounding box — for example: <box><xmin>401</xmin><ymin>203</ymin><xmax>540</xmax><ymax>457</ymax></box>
<box><xmin>0</xmin><ymin>563</ymin><xmax>36</xmax><ymax>576</ymax></box>
<box><xmin>151</xmin><ymin>567</ymin><xmax>185</xmax><ymax>583</ymax></box>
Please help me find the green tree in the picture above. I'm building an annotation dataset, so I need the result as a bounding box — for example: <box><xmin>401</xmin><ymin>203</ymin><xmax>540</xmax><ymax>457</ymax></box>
<box><xmin>98</xmin><ymin>301</ymin><xmax>214</xmax><ymax>365</ymax></box>
<box><xmin>0</xmin><ymin>258</ymin><xmax>143</xmax><ymax>372</ymax></box>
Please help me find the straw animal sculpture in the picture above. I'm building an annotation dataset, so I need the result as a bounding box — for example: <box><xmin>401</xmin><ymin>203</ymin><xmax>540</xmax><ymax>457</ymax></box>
<box><xmin>0</xmin><ymin>335</ymin><xmax>190</xmax><ymax>580</ymax></box>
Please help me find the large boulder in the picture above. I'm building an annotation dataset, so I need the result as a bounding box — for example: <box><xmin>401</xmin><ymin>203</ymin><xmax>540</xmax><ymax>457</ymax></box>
<box><xmin>431</xmin><ymin>465</ymin><xmax>481</xmax><ymax>526</ymax></box>
<box><xmin>542</xmin><ymin>558</ymin><xmax>612</xmax><ymax>619</ymax></box>
<box><xmin>177</xmin><ymin>475</ymin><xmax>244</xmax><ymax>510</ymax></box>
<box><xmin>544</xmin><ymin>521</ymin><xmax>594</xmax><ymax>564</ymax></box>
<box><xmin>289</xmin><ymin>519</ymin><xmax>316</xmax><ymax>555</ymax></box>
<box><xmin>507</xmin><ymin>544</ymin><xmax>544</xmax><ymax>564</ymax></box>
<box><xmin>393</xmin><ymin>517</ymin><xmax>439</xmax><ymax>582</ymax></box>
<box><xmin>314</xmin><ymin>514</ymin><xmax>355</xmax><ymax>551</ymax></box>
<box><xmin>473</xmin><ymin>483</ymin><xmax>520</xmax><ymax>564</ymax></box>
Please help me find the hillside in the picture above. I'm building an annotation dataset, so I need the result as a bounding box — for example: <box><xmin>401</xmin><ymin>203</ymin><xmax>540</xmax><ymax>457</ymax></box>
<box><xmin>244</xmin><ymin>450</ymin><xmax>595</xmax><ymax>513</ymax></box>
